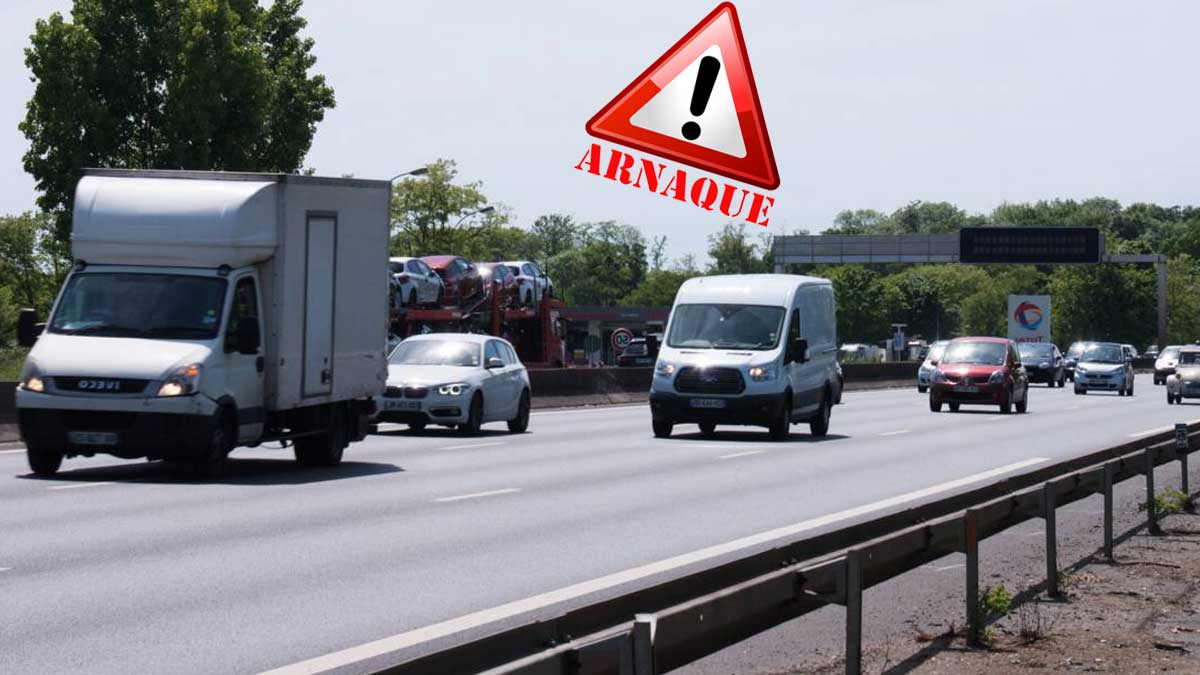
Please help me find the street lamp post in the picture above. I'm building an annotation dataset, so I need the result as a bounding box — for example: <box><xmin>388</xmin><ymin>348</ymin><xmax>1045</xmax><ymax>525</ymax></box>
<box><xmin>454</xmin><ymin>205</ymin><xmax>495</xmax><ymax>227</ymax></box>
<box><xmin>389</xmin><ymin>167</ymin><xmax>428</xmax><ymax>182</ymax></box>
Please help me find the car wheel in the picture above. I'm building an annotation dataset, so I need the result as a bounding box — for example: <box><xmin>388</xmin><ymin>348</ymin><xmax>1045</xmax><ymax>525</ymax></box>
<box><xmin>1076</xmin><ymin>387</ymin><xmax>1086</xmax><ymax>395</ymax></box>
<box><xmin>769</xmin><ymin>394</ymin><xmax>791</xmax><ymax>441</ymax></box>
<box><xmin>1168</xmin><ymin>389</ymin><xmax>1175</xmax><ymax>404</ymax></box>
<box><xmin>459</xmin><ymin>394</ymin><xmax>483</xmax><ymax>436</ymax></box>
<box><xmin>507</xmin><ymin>390</ymin><xmax>530</xmax><ymax>433</ymax></box>
<box><xmin>930</xmin><ymin>398</ymin><xmax>942</xmax><ymax>412</ymax></box>
<box><xmin>1058</xmin><ymin>374</ymin><xmax>1066</xmax><ymax>388</ymax></box>
<box><xmin>948</xmin><ymin>402</ymin><xmax>960</xmax><ymax>412</ymax></box>
<box><xmin>26</xmin><ymin>441</ymin><xmax>64</xmax><ymax>477</ymax></box>
<box><xmin>917</xmin><ymin>385</ymin><xmax>928</xmax><ymax>394</ymax></box>
<box><xmin>435</xmin><ymin>286</ymin><xmax>445</xmax><ymax>307</ymax></box>
<box><xmin>409</xmin><ymin>420</ymin><xmax>427</xmax><ymax>432</ymax></box>
<box><xmin>809</xmin><ymin>392</ymin><xmax>831</xmax><ymax>437</ymax></box>
<box><xmin>1000</xmin><ymin>389</ymin><xmax>1012</xmax><ymax>414</ymax></box>
<box><xmin>1016</xmin><ymin>392</ymin><xmax>1028</xmax><ymax>413</ymax></box>
<box><xmin>294</xmin><ymin>408</ymin><xmax>346</xmax><ymax>466</ymax></box>
<box><xmin>652</xmin><ymin>420</ymin><xmax>673</xmax><ymax>438</ymax></box>
<box><xmin>1118</xmin><ymin>387</ymin><xmax>1125</xmax><ymax>397</ymax></box>
<box><xmin>407</xmin><ymin>289</ymin><xmax>416</xmax><ymax>307</ymax></box>
<box><xmin>698</xmin><ymin>421</ymin><xmax>717</xmax><ymax>435</ymax></box>
<box><xmin>1128</xmin><ymin>379</ymin><xmax>1134</xmax><ymax>396</ymax></box>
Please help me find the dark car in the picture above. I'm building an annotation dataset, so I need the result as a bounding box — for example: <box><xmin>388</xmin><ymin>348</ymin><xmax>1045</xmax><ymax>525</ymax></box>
<box><xmin>1063</xmin><ymin>340</ymin><xmax>1092</xmax><ymax>382</ymax></box>
<box><xmin>617</xmin><ymin>338</ymin><xmax>656</xmax><ymax>367</ymax></box>
<box><xmin>477</xmin><ymin>262</ymin><xmax>521</xmax><ymax>308</ymax></box>
<box><xmin>422</xmin><ymin>255</ymin><xmax>482</xmax><ymax>308</ymax></box>
<box><xmin>929</xmin><ymin>337</ymin><xmax>1029</xmax><ymax>414</ymax></box>
<box><xmin>1017</xmin><ymin>342</ymin><xmax>1065</xmax><ymax>387</ymax></box>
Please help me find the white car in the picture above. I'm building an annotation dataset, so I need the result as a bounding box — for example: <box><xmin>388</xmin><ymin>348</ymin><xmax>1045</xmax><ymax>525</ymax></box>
<box><xmin>389</xmin><ymin>256</ymin><xmax>445</xmax><ymax>307</ymax></box>
<box><xmin>502</xmin><ymin>260</ymin><xmax>553</xmax><ymax>301</ymax></box>
<box><xmin>375</xmin><ymin>333</ymin><xmax>531</xmax><ymax>435</ymax></box>
<box><xmin>916</xmin><ymin>340</ymin><xmax>950</xmax><ymax>393</ymax></box>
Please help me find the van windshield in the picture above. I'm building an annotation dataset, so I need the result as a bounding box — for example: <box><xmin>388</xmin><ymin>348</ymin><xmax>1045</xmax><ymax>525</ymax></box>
<box><xmin>667</xmin><ymin>304</ymin><xmax>784</xmax><ymax>350</ymax></box>
<box><xmin>49</xmin><ymin>273</ymin><xmax>227</xmax><ymax>340</ymax></box>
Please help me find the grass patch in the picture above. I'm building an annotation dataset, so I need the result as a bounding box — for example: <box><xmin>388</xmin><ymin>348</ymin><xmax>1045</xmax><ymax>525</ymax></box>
<box><xmin>0</xmin><ymin>347</ymin><xmax>29</xmax><ymax>380</ymax></box>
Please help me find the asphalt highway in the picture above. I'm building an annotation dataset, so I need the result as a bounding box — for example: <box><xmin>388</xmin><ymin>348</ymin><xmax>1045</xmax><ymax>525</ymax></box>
<box><xmin>2</xmin><ymin>383</ymin><xmax>1198</xmax><ymax>675</ymax></box>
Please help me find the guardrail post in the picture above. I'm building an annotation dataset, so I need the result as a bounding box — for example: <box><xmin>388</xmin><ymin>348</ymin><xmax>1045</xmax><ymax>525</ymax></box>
<box><xmin>1146</xmin><ymin>447</ymin><xmax>1163</xmax><ymax>536</ymax></box>
<box><xmin>632</xmin><ymin>614</ymin><xmax>656</xmax><ymax>675</ymax></box>
<box><xmin>1103</xmin><ymin>462</ymin><xmax>1115</xmax><ymax>561</ymax></box>
<box><xmin>964</xmin><ymin>509</ymin><xmax>981</xmax><ymax>646</ymax></box>
<box><xmin>1177</xmin><ymin>424</ymin><xmax>1194</xmax><ymax>513</ymax></box>
<box><xmin>845</xmin><ymin>550</ymin><xmax>863</xmax><ymax>675</ymax></box>
<box><xmin>1043</xmin><ymin>482</ymin><xmax>1059</xmax><ymax>598</ymax></box>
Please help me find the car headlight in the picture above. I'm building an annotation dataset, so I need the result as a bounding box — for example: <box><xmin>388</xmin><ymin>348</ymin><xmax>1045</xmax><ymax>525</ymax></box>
<box><xmin>931</xmin><ymin>370</ymin><xmax>947</xmax><ymax>383</ymax></box>
<box><xmin>748</xmin><ymin>365</ymin><xmax>776</xmax><ymax>381</ymax></box>
<box><xmin>157</xmin><ymin>363</ymin><xmax>202</xmax><ymax>397</ymax></box>
<box><xmin>437</xmin><ymin>383</ymin><xmax>469</xmax><ymax>396</ymax></box>
<box><xmin>1075</xmin><ymin>365</ymin><xmax>1088</xmax><ymax>374</ymax></box>
<box><xmin>655</xmin><ymin>361</ymin><xmax>675</xmax><ymax>376</ymax></box>
<box><xmin>989</xmin><ymin>370</ymin><xmax>1005</xmax><ymax>384</ymax></box>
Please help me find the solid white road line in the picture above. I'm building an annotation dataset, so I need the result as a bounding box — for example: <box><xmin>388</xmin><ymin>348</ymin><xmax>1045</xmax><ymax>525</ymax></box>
<box><xmin>258</xmin><ymin>456</ymin><xmax>1050</xmax><ymax>675</ymax></box>
<box><xmin>437</xmin><ymin>441</ymin><xmax>505</xmax><ymax>451</ymax></box>
<box><xmin>46</xmin><ymin>482</ymin><xmax>116</xmax><ymax>491</ymax></box>
<box><xmin>922</xmin><ymin>563</ymin><xmax>965</xmax><ymax>572</ymax></box>
<box><xmin>716</xmin><ymin>450</ymin><xmax>766</xmax><ymax>460</ymax></box>
<box><xmin>530</xmin><ymin>404</ymin><xmax>646</xmax><ymax>416</ymax></box>
<box><xmin>878</xmin><ymin>430</ymin><xmax>911</xmax><ymax>437</ymax></box>
<box><xmin>1129</xmin><ymin>425</ymin><xmax>1175</xmax><ymax>438</ymax></box>
<box><xmin>0</xmin><ymin>567</ymin><xmax>11</xmax><ymax>573</ymax></box>
<box><xmin>0</xmin><ymin>448</ymin><xmax>26</xmax><ymax>455</ymax></box>
<box><xmin>432</xmin><ymin>488</ymin><xmax>521</xmax><ymax>503</ymax></box>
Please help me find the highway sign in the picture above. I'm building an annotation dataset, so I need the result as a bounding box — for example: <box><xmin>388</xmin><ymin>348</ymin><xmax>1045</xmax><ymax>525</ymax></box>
<box><xmin>960</xmin><ymin>227</ymin><xmax>1102</xmax><ymax>264</ymax></box>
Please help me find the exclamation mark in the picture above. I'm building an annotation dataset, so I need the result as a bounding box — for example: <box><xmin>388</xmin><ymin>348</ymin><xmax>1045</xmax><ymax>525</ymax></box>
<box><xmin>681</xmin><ymin>55</ymin><xmax>721</xmax><ymax>141</ymax></box>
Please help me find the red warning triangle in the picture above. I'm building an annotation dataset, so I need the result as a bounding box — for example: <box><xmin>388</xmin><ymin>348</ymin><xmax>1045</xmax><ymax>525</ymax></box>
<box><xmin>586</xmin><ymin>2</ymin><xmax>779</xmax><ymax>190</ymax></box>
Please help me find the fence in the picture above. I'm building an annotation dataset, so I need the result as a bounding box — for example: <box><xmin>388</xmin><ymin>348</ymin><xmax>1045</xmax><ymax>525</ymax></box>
<box><xmin>355</xmin><ymin>423</ymin><xmax>1197</xmax><ymax>675</ymax></box>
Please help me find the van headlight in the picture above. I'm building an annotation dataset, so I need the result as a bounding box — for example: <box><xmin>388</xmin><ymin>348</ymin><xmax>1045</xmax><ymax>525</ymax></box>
<box><xmin>20</xmin><ymin>369</ymin><xmax>45</xmax><ymax>393</ymax></box>
<box><xmin>157</xmin><ymin>363</ymin><xmax>202</xmax><ymax>397</ymax></box>
<box><xmin>748</xmin><ymin>365</ymin><xmax>776</xmax><ymax>381</ymax></box>
<box><xmin>655</xmin><ymin>361</ymin><xmax>675</xmax><ymax>376</ymax></box>
<box><xmin>438</xmin><ymin>383</ymin><xmax>468</xmax><ymax>396</ymax></box>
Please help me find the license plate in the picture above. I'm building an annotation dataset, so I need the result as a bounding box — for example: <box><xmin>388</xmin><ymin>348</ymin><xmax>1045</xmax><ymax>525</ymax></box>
<box><xmin>68</xmin><ymin>431</ymin><xmax>118</xmax><ymax>446</ymax></box>
<box><xmin>384</xmin><ymin>401</ymin><xmax>421</xmax><ymax>411</ymax></box>
<box><xmin>952</xmin><ymin>385</ymin><xmax>979</xmax><ymax>393</ymax></box>
<box><xmin>689</xmin><ymin>398</ymin><xmax>727</xmax><ymax>409</ymax></box>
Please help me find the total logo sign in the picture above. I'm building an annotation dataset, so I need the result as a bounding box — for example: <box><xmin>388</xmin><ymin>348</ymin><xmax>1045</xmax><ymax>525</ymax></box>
<box><xmin>1007</xmin><ymin>295</ymin><xmax>1051</xmax><ymax>344</ymax></box>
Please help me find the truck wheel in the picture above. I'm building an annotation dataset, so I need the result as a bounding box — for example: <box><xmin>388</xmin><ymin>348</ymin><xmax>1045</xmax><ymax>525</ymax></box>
<box><xmin>27</xmin><ymin>442</ymin><xmax>64</xmax><ymax>477</ymax></box>
<box><xmin>507</xmin><ymin>390</ymin><xmax>530</xmax><ymax>433</ymax></box>
<box><xmin>699</xmin><ymin>421</ymin><xmax>716</xmax><ymax>435</ymax></box>
<box><xmin>652</xmin><ymin>420</ymin><xmax>673</xmax><ymax>438</ymax></box>
<box><xmin>459</xmin><ymin>394</ymin><xmax>483</xmax><ymax>436</ymax></box>
<box><xmin>193</xmin><ymin>422</ymin><xmax>231</xmax><ymax>478</ymax></box>
<box><xmin>294</xmin><ymin>408</ymin><xmax>346</xmax><ymax>466</ymax></box>
<box><xmin>769</xmin><ymin>395</ymin><xmax>791</xmax><ymax>441</ymax></box>
<box><xmin>809</xmin><ymin>392</ymin><xmax>831</xmax><ymax>437</ymax></box>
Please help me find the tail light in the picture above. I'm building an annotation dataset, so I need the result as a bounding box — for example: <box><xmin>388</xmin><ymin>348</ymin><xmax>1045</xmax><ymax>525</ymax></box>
<box><xmin>397</xmin><ymin>273</ymin><xmax>410</xmax><ymax>282</ymax></box>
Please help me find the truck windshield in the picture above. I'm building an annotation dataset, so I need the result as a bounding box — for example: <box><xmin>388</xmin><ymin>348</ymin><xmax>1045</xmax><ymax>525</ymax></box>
<box><xmin>49</xmin><ymin>273</ymin><xmax>227</xmax><ymax>340</ymax></box>
<box><xmin>389</xmin><ymin>340</ymin><xmax>481</xmax><ymax>367</ymax></box>
<box><xmin>667</xmin><ymin>304</ymin><xmax>784</xmax><ymax>350</ymax></box>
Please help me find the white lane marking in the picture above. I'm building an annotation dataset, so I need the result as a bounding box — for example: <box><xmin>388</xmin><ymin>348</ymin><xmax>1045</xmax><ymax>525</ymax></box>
<box><xmin>1129</xmin><ymin>425</ymin><xmax>1175</xmax><ymax>438</ymax></box>
<box><xmin>922</xmin><ymin>563</ymin><xmax>965</xmax><ymax>572</ymax></box>
<box><xmin>530</xmin><ymin>404</ymin><xmax>646</xmax><ymax>416</ymax></box>
<box><xmin>437</xmin><ymin>441</ymin><xmax>504</xmax><ymax>451</ymax></box>
<box><xmin>1062</xmin><ymin>405</ymin><xmax>1081</xmax><ymax>411</ymax></box>
<box><xmin>258</xmin><ymin>456</ymin><xmax>1050</xmax><ymax>675</ymax></box>
<box><xmin>985</xmin><ymin>416</ymin><xmax>1013</xmax><ymax>422</ymax></box>
<box><xmin>46</xmin><ymin>482</ymin><xmax>116</xmax><ymax>491</ymax></box>
<box><xmin>716</xmin><ymin>450</ymin><xmax>766</xmax><ymax>460</ymax></box>
<box><xmin>0</xmin><ymin>448</ymin><xmax>27</xmax><ymax>455</ymax></box>
<box><xmin>432</xmin><ymin>488</ymin><xmax>521</xmax><ymax>503</ymax></box>
<box><xmin>878</xmin><ymin>430</ymin><xmax>911</xmax><ymax>437</ymax></box>
<box><xmin>0</xmin><ymin>567</ymin><xmax>11</xmax><ymax>573</ymax></box>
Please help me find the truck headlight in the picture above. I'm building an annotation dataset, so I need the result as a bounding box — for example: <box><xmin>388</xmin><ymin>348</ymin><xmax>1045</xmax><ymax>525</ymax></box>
<box><xmin>654</xmin><ymin>361</ymin><xmax>675</xmax><ymax>376</ymax></box>
<box><xmin>438</xmin><ymin>383</ymin><xmax>468</xmax><ymax>396</ymax></box>
<box><xmin>157</xmin><ymin>363</ymin><xmax>202</xmax><ymax>397</ymax></box>
<box><xmin>748</xmin><ymin>365</ymin><xmax>776</xmax><ymax>381</ymax></box>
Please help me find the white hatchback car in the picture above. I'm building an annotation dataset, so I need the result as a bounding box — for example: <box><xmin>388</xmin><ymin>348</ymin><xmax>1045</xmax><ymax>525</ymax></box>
<box><xmin>389</xmin><ymin>256</ymin><xmax>445</xmax><ymax>307</ymax></box>
<box><xmin>377</xmin><ymin>333</ymin><xmax>531</xmax><ymax>435</ymax></box>
<box><xmin>502</xmin><ymin>260</ymin><xmax>553</xmax><ymax>301</ymax></box>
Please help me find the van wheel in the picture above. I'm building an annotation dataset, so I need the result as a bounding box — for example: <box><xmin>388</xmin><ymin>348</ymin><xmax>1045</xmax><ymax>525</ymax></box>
<box><xmin>652</xmin><ymin>420</ymin><xmax>673</xmax><ymax>438</ymax></box>
<box><xmin>295</xmin><ymin>408</ymin><xmax>346</xmax><ymax>466</ymax></box>
<box><xmin>409</xmin><ymin>420</ymin><xmax>426</xmax><ymax>432</ymax></box>
<box><xmin>699</xmin><ymin>421</ymin><xmax>716</xmax><ymax>435</ymax></box>
<box><xmin>769</xmin><ymin>395</ymin><xmax>791</xmax><ymax>441</ymax></box>
<box><xmin>27</xmin><ymin>442</ymin><xmax>64</xmax><ymax>477</ymax></box>
<box><xmin>508</xmin><ymin>390</ymin><xmax>530</xmax><ymax>433</ymax></box>
<box><xmin>809</xmin><ymin>392</ymin><xmax>831</xmax><ymax>437</ymax></box>
<box><xmin>459</xmin><ymin>394</ymin><xmax>483</xmax><ymax>436</ymax></box>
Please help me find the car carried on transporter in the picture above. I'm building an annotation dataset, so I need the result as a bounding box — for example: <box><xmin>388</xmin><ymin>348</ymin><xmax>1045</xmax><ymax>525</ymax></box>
<box><xmin>1165</xmin><ymin>346</ymin><xmax>1200</xmax><ymax>404</ymax></box>
<box><xmin>375</xmin><ymin>333</ymin><xmax>530</xmax><ymax>435</ymax></box>
<box><xmin>928</xmin><ymin>337</ymin><xmax>1029</xmax><ymax>414</ymax></box>
<box><xmin>1073</xmin><ymin>341</ymin><xmax>1135</xmax><ymax>396</ymax></box>
<box><xmin>649</xmin><ymin>274</ymin><xmax>840</xmax><ymax>441</ymax></box>
<box><xmin>388</xmin><ymin>256</ymin><xmax>444</xmax><ymax>308</ymax></box>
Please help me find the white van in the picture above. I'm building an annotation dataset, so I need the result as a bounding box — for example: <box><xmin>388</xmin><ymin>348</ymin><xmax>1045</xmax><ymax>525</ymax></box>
<box><xmin>649</xmin><ymin>274</ymin><xmax>839</xmax><ymax>440</ymax></box>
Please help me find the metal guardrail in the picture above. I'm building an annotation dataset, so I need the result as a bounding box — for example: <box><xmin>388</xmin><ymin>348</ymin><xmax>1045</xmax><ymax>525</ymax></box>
<box><xmin>361</xmin><ymin>422</ymin><xmax>1199</xmax><ymax>675</ymax></box>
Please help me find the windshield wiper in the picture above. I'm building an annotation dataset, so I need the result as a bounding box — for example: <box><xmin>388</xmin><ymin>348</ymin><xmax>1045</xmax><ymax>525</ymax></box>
<box><xmin>57</xmin><ymin>324</ymin><xmax>145</xmax><ymax>336</ymax></box>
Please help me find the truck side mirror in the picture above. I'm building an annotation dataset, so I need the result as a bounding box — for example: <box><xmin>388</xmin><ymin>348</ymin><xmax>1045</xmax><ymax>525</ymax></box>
<box><xmin>17</xmin><ymin>308</ymin><xmax>40</xmax><ymax>348</ymax></box>
<box><xmin>229</xmin><ymin>320</ymin><xmax>261</xmax><ymax>355</ymax></box>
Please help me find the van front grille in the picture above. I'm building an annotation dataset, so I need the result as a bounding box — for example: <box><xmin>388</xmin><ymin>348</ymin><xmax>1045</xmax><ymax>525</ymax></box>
<box><xmin>674</xmin><ymin>367</ymin><xmax>745</xmax><ymax>395</ymax></box>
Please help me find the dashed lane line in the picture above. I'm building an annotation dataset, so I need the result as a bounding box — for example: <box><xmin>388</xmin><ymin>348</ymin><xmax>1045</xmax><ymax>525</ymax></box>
<box><xmin>432</xmin><ymin>488</ymin><xmax>521</xmax><ymax>503</ymax></box>
<box><xmin>716</xmin><ymin>450</ymin><xmax>766</xmax><ymax>460</ymax></box>
<box><xmin>878</xmin><ymin>430</ymin><xmax>911</xmax><ymax>437</ymax></box>
<box><xmin>46</xmin><ymin>482</ymin><xmax>116</xmax><ymax>491</ymax></box>
<box><xmin>437</xmin><ymin>441</ymin><xmax>505</xmax><ymax>451</ymax></box>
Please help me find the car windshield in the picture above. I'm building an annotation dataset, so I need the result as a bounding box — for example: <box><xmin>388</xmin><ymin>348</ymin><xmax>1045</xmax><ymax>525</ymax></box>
<box><xmin>1066</xmin><ymin>342</ymin><xmax>1088</xmax><ymax>358</ymax></box>
<box><xmin>667</xmin><ymin>304</ymin><xmax>785</xmax><ymax>350</ymax></box>
<box><xmin>388</xmin><ymin>340</ymin><xmax>480</xmax><ymax>367</ymax></box>
<box><xmin>1018</xmin><ymin>344</ymin><xmax>1055</xmax><ymax>359</ymax></box>
<box><xmin>49</xmin><ymin>273</ymin><xmax>227</xmax><ymax>340</ymax></box>
<box><xmin>941</xmin><ymin>341</ymin><xmax>1007</xmax><ymax>366</ymax></box>
<box><xmin>1161</xmin><ymin>347</ymin><xmax>1181</xmax><ymax>360</ymax></box>
<box><xmin>926</xmin><ymin>343</ymin><xmax>947</xmax><ymax>362</ymax></box>
<box><xmin>1082</xmin><ymin>344</ymin><xmax>1125</xmax><ymax>364</ymax></box>
<box><xmin>1178</xmin><ymin>352</ymin><xmax>1200</xmax><ymax>366</ymax></box>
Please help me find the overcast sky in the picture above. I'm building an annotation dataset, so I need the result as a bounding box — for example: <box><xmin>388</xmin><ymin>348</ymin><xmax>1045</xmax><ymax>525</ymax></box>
<box><xmin>2</xmin><ymin>1</ymin><xmax>1198</xmax><ymax>263</ymax></box>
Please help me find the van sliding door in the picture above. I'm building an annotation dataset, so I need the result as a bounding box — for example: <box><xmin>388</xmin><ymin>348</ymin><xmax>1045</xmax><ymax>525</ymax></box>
<box><xmin>303</xmin><ymin>214</ymin><xmax>336</xmax><ymax>397</ymax></box>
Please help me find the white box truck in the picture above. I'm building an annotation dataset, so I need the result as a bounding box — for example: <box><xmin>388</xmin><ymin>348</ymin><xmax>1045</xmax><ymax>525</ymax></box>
<box><xmin>15</xmin><ymin>169</ymin><xmax>391</xmax><ymax>476</ymax></box>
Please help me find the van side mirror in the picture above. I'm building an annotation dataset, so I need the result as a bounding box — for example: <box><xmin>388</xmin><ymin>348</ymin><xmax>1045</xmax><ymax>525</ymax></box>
<box><xmin>228</xmin><ymin>319</ymin><xmax>261</xmax><ymax>355</ymax></box>
<box><xmin>17</xmin><ymin>308</ymin><xmax>40</xmax><ymax>347</ymax></box>
<box><xmin>790</xmin><ymin>338</ymin><xmax>809</xmax><ymax>364</ymax></box>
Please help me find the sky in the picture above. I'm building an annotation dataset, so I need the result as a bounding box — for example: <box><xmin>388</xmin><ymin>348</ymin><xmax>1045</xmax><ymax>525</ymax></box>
<box><xmin>2</xmin><ymin>0</ymin><xmax>1199</xmax><ymax>264</ymax></box>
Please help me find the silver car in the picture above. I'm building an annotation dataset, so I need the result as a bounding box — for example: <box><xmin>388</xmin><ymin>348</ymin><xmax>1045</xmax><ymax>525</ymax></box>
<box><xmin>916</xmin><ymin>340</ymin><xmax>950</xmax><ymax>393</ymax></box>
<box><xmin>389</xmin><ymin>256</ymin><xmax>445</xmax><ymax>307</ymax></box>
<box><xmin>1074</xmin><ymin>342</ymin><xmax>1135</xmax><ymax>396</ymax></box>
<box><xmin>1154</xmin><ymin>345</ymin><xmax>1183</xmax><ymax>385</ymax></box>
<box><xmin>1166</xmin><ymin>347</ymin><xmax>1200</xmax><ymax>404</ymax></box>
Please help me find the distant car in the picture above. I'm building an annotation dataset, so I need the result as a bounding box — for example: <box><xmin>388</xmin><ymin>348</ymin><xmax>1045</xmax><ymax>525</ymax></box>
<box><xmin>386</xmin><ymin>333</ymin><xmax>402</xmax><ymax>355</ymax></box>
<box><xmin>916</xmin><ymin>339</ymin><xmax>950</xmax><ymax>393</ymax></box>
<box><xmin>617</xmin><ymin>338</ymin><xmax>655</xmax><ymax>367</ymax></box>
<box><xmin>1122</xmin><ymin>343</ymin><xmax>1139</xmax><ymax>359</ymax></box>
<box><xmin>1017</xmin><ymin>342</ymin><xmax>1065</xmax><ymax>387</ymax></box>
<box><xmin>929</xmin><ymin>337</ymin><xmax>1029</xmax><ymax>414</ymax></box>
<box><xmin>1063</xmin><ymin>340</ymin><xmax>1093</xmax><ymax>382</ymax></box>
<box><xmin>1166</xmin><ymin>347</ymin><xmax>1200</xmax><ymax>404</ymax></box>
<box><xmin>503</xmin><ymin>260</ymin><xmax>553</xmax><ymax>301</ymax></box>
<box><xmin>478</xmin><ymin>262</ymin><xmax>524</xmax><ymax>308</ymax></box>
<box><xmin>389</xmin><ymin>256</ymin><xmax>444</xmax><ymax>307</ymax></box>
<box><xmin>423</xmin><ymin>255</ymin><xmax>482</xmax><ymax>308</ymax></box>
<box><xmin>375</xmin><ymin>333</ymin><xmax>530</xmax><ymax>435</ymax></box>
<box><xmin>1074</xmin><ymin>342</ymin><xmax>1134</xmax><ymax>396</ymax></box>
<box><xmin>1144</xmin><ymin>344</ymin><xmax>1160</xmax><ymax>359</ymax></box>
<box><xmin>1154</xmin><ymin>345</ymin><xmax>1183</xmax><ymax>385</ymax></box>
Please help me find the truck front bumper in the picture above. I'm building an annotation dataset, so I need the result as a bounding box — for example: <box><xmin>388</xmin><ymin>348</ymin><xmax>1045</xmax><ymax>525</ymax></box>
<box><xmin>649</xmin><ymin>390</ymin><xmax>786</xmax><ymax>427</ymax></box>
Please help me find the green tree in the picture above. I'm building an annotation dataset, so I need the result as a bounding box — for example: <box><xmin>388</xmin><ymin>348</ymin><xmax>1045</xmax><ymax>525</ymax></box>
<box><xmin>529</xmin><ymin>213</ymin><xmax>589</xmax><ymax>260</ymax></box>
<box><xmin>1166</xmin><ymin>255</ymin><xmax>1200</xmax><ymax>344</ymax></box>
<box><xmin>546</xmin><ymin>222</ymin><xmax>647</xmax><ymax>305</ymax></box>
<box><xmin>707</xmin><ymin>223</ymin><xmax>771</xmax><ymax>274</ymax></box>
<box><xmin>622</xmin><ymin>269</ymin><xmax>696</xmax><ymax>306</ymax></box>
<box><xmin>21</xmin><ymin>0</ymin><xmax>335</xmax><ymax>245</ymax></box>
<box><xmin>390</xmin><ymin>159</ymin><xmax>492</xmax><ymax>256</ymax></box>
<box><xmin>819</xmin><ymin>265</ymin><xmax>889</xmax><ymax>343</ymax></box>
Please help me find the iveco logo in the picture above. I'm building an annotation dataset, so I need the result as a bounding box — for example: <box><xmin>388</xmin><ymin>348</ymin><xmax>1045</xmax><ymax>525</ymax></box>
<box><xmin>78</xmin><ymin>379</ymin><xmax>121</xmax><ymax>391</ymax></box>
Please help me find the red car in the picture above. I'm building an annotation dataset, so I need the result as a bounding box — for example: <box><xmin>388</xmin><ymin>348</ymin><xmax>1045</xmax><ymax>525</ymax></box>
<box><xmin>422</xmin><ymin>255</ymin><xmax>482</xmax><ymax>308</ymax></box>
<box><xmin>929</xmin><ymin>337</ymin><xmax>1030</xmax><ymax>414</ymax></box>
<box><xmin>477</xmin><ymin>262</ymin><xmax>521</xmax><ymax>308</ymax></box>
